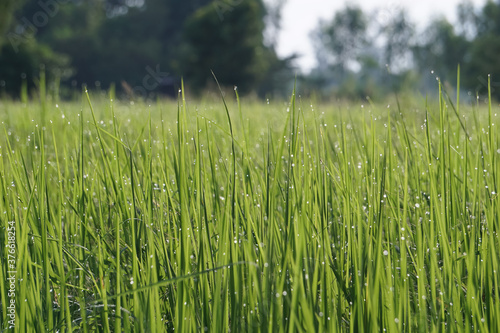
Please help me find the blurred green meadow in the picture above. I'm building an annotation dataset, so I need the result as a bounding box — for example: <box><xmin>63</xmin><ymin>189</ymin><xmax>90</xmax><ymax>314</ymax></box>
<box><xmin>0</xmin><ymin>79</ymin><xmax>499</xmax><ymax>332</ymax></box>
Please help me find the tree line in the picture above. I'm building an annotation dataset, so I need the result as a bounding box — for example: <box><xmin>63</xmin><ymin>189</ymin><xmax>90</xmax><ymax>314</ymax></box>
<box><xmin>306</xmin><ymin>1</ymin><xmax>500</xmax><ymax>100</ymax></box>
<box><xmin>0</xmin><ymin>0</ymin><xmax>499</xmax><ymax>100</ymax></box>
<box><xmin>0</xmin><ymin>0</ymin><xmax>292</xmax><ymax>99</ymax></box>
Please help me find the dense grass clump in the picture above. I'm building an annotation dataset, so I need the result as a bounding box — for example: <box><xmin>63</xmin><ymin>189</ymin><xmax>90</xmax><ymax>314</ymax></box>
<box><xmin>0</xmin><ymin>79</ymin><xmax>499</xmax><ymax>332</ymax></box>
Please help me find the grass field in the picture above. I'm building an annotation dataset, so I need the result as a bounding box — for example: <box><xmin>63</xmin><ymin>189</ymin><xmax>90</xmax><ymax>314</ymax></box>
<box><xmin>0</xmin><ymin>78</ymin><xmax>499</xmax><ymax>332</ymax></box>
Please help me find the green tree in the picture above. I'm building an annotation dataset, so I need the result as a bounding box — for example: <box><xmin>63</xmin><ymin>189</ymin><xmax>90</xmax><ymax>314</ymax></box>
<box><xmin>312</xmin><ymin>5</ymin><xmax>368</xmax><ymax>76</ymax></box>
<box><xmin>378</xmin><ymin>9</ymin><xmax>414</xmax><ymax>71</ymax></box>
<box><xmin>412</xmin><ymin>18</ymin><xmax>470</xmax><ymax>84</ymax></box>
<box><xmin>456</xmin><ymin>0</ymin><xmax>479</xmax><ymax>39</ymax></box>
<box><xmin>0</xmin><ymin>0</ymin><xmax>70</xmax><ymax>96</ymax></box>
<box><xmin>465</xmin><ymin>0</ymin><xmax>500</xmax><ymax>97</ymax></box>
<box><xmin>0</xmin><ymin>0</ymin><xmax>19</xmax><ymax>48</ymax></box>
<box><xmin>180</xmin><ymin>0</ymin><xmax>273</xmax><ymax>94</ymax></box>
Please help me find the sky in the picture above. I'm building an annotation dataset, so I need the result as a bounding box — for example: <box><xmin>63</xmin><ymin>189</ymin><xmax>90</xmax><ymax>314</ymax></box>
<box><xmin>274</xmin><ymin>0</ymin><xmax>487</xmax><ymax>72</ymax></box>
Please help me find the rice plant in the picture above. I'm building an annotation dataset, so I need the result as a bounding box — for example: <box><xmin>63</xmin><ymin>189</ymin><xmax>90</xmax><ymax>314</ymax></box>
<box><xmin>0</xmin><ymin>75</ymin><xmax>499</xmax><ymax>332</ymax></box>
